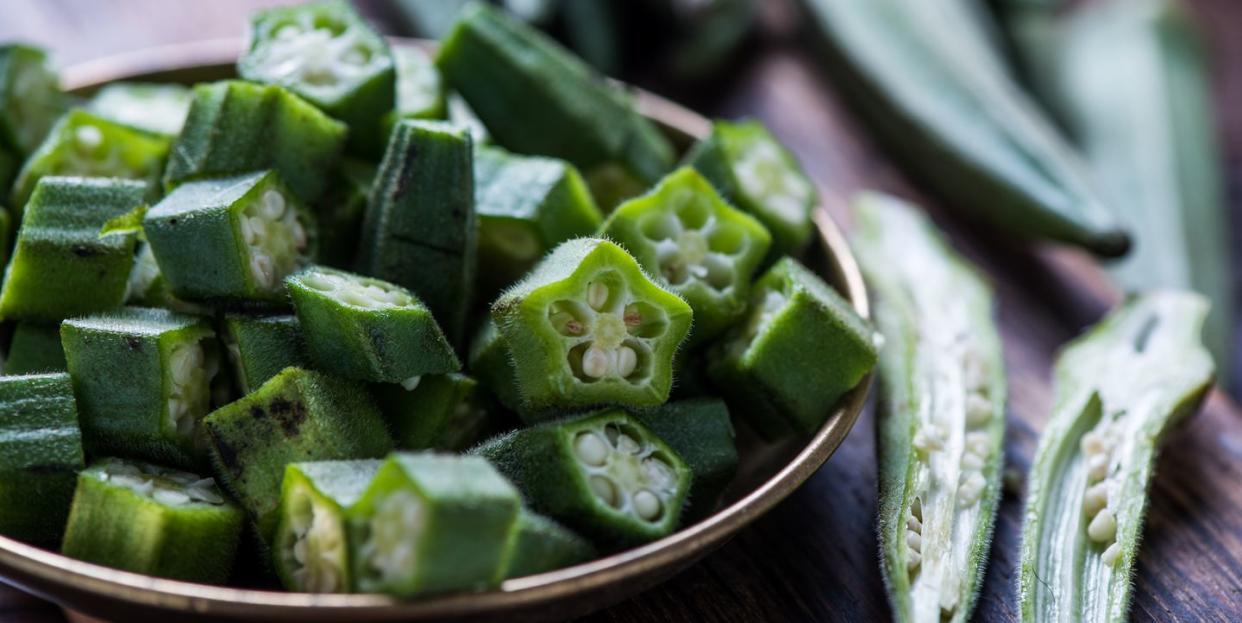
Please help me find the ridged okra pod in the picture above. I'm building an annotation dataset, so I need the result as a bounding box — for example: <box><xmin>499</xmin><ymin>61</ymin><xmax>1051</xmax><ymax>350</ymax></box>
<box><xmin>502</xmin><ymin>510</ymin><xmax>595</xmax><ymax>579</ymax></box>
<box><xmin>1018</xmin><ymin>292</ymin><xmax>1214</xmax><ymax>622</ymax></box>
<box><xmin>0</xmin><ymin>44</ymin><xmax>66</xmax><ymax>158</ymax></box>
<box><xmin>467</xmin><ymin>318</ymin><xmax>524</xmax><ymax>413</ymax></box>
<box><xmin>852</xmin><ymin>193</ymin><xmax>1005</xmax><ymax>623</ymax></box>
<box><xmin>87</xmin><ymin>82</ymin><xmax>192</xmax><ymax>136</ymax></box>
<box><xmin>313</xmin><ymin>158</ymin><xmax>374</xmax><ymax>268</ymax></box>
<box><xmin>5</xmin><ymin>322</ymin><xmax>66</xmax><ymax>375</ymax></box>
<box><xmin>220</xmin><ymin>314</ymin><xmax>308</xmax><ymax>395</ymax></box>
<box><xmin>372</xmin><ymin>372</ymin><xmax>498</xmax><ymax>452</ymax></box>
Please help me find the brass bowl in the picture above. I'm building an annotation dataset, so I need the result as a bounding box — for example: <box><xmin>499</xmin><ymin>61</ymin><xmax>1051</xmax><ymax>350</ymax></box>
<box><xmin>0</xmin><ymin>38</ymin><xmax>872</xmax><ymax>622</ymax></box>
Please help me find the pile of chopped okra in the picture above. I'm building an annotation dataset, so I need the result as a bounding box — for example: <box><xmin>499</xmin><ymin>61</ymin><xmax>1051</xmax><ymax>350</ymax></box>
<box><xmin>0</xmin><ymin>1</ymin><xmax>880</xmax><ymax>596</ymax></box>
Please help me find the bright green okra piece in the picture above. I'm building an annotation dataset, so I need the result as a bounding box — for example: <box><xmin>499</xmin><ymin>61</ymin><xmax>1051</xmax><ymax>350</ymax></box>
<box><xmin>491</xmin><ymin>238</ymin><xmax>693</xmax><ymax>416</ymax></box>
<box><xmin>467</xmin><ymin>318</ymin><xmax>523</xmax><ymax>413</ymax></box>
<box><xmin>239</xmin><ymin>0</ymin><xmax>395</xmax><ymax>156</ymax></box>
<box><xmin>0</xmin><ymin>44</ymin><xmax>66</xmax><ymax>157</ymax></box>
<box><xmin>313</xmin><ymin>158</ymin><xmax>374</xmax><ymax>268</ymax></box>
<box><xmin>0</xmin><ymin>373</ymin><xmax>84</xmax><ymax>545</ymax></box>
<box><xmin>273</xmin><ymin>459</ymin><xmax>381</xmax><ymax>593</ymax></box>
<box><xmin>473</xmin><ymin>409</ymin><xmax>692</xmax><ymax>547</ymax></box>
<box><xmin>373</xmin><ymin>373</ymin><xmax>498</xmax><ymax>452</ymax></box>
<box><xmin>221</xmin><ymin>314</ymin><xmax>308</xmax><ymax>395</ymax></box>
<box><xmin>286</xmin><ymin>266</ymin><xmax>460</xmax><ymax>385</ymax></box>
<box><xmin>203</xmin><ymin>367</ymin><xmax>393</xmax><ymax>538</ymax></box>
<box><xmin>60</xmin><ymin>458</ymin><xmax>243</xmax><ymax>584</ymax></box>
<box><xmin>1018</xmin><ymin>292</ymin><xmax>1214</xmax><ymax>622</ymax></box>
<box><xmin>685</xmin><ymin>120</ymin><xmax>816</xmax><ymax>259</ymax></box>
<box><xmin>87</xmin><ymin>82</ymin><xmax>192</xmax><ymax>136</ymax></box>
<box><xmin>0</xmin><ymin>177</ymin><xmax>143</xmax><ymax>321</ymax></box>
<box><xmin>852</xmin><ymin>193</ymin><xmax>1005</xmax><ymax>623</ymax></box>
<box><xmin>383</xmin><ymin>45</ymin><xmax>447</xmax><ymax>136</ymax></box>
<box><xmin>707</xmin><ymin>256</ymin><xmax>877</xmax><ymax>438</ymax></box>
<box><xmin>633</xmin><ymin>399</ymin><xmax>738</xmax><ymax>521</ymax></box>
<box><xmin>164</xmin><ymin>80</ymin><xmax>347</xmax><ymax>202</ymax></box>
<box><xmin>5</xmin><ymin>322</ymin><xmax>66</xmax><ymax>375</ymax></box>
<box><xmin>502</xmin><ymin>510</ymin><xmax>595</xmax><ymax>579</ymax></box>
<box><xmin>348</xmin><ymin>452</ymin><xmax>522</xmax><ymax>597</ymax></box>
<box><xmin>144</xmin><ymin>170</ymin><xmax>316</xmax><ymax>303</ymax></box>
<box><xmin>601</xmin><ymin>167</ymin><xmax>771</xmax><ymax>344</ymax></box>
<box><xmin>61</xmin><ymin>307</ymin><xmax>221</xmax><ymax>468</ymax></box>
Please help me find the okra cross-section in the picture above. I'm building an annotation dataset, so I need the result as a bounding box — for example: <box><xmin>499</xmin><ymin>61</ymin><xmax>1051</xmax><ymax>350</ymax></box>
<box><xmin>61</xmin><ymin>458</ymin><xmax>243</xmax><ymax>584</ymax></box>
<box><xmin>633</xmin><ymin>399</ymin><xmax>738</xmax><ymax>521</ymax></box>
<box><xmin>473</xmin><ymin>409</ymin><xmax>691</xmax><ymax>547</ymax></box>
<box><xmin>1018</xmin><ymin>292</ymin><xmax>1214</xmax><ymax>623</ymax></box>
<box><xmin>287</xmin><ymin>266</ymin><xmax>460</xmax><ymax>384</ymax></box>
<box><xmin>707</xmin><ymin>257</ymin><xmax>877</xmax><ymax>438</ymax></box>
<box><xmin>61</xmin><ymin>307</ymin><xmax>221</xmax><ymax>469</ymax></box>
<box><xmin>144</xmin><ymin>170</ymin><xmax>316</xmax><ymax>303</ymax></box>
<box><xmin>0</xmin><ymin>177</ymin><xmax>143</xmax><ymax>321</ymax></box>
<box><xmin>601</xmin><ymin>167</ymin><xmax>772</xmax><ymax>344</ymax></box>
<box><xmin>347</xmin><ymin>452</ymin><xmax>522</xmax><ymax>597</ymax></box>
<box><xmin>491</xmin><ymin>238</ymin><xmax>692</xmax><ymax>415</ymax></box>
<box><xmin>853</xmin><ymin>193</ymin><xmax>1005</xmax><ymax>623</ymax></box>
<box><xmin>373</xmin><ymin>373</ymin><xmax>498</xmax><ymax>452</ymax></box>
<box><xmin>384</xmin><ymin>45</ymin><xmax>446</xmax><ymax>132</ymax></box>
<box><xmin>0</xmin><ymin>373</ymin><xmax>84</xmax><ymax>545</ymax></box>
<box><xmin>221</xmin><ymin>314</ymin><xmax>308</xmax><ymax>395</ymax></box>
<box><xmin>87</xmin><ymin>82</ymin><xmax>192</xmax><ymax>136</ymax></box>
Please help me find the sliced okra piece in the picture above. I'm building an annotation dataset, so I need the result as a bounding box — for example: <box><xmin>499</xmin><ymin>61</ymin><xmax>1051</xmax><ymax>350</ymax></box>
<box><xmin>633</xmin><ymin>399</ymin><xmax>738</xmax><ymax>520</ymax></box>
<box><xmin>502</xmin><ymin>510</ymin><xmax>595</xmax><ymax>579</ymax></box>
<box><xmin>164</xmin><ymin>80</ymin><xmax>347</xmax><ymax>202</ymax></box>
<box><xmin>287</xmin><ymin>266</ymin><xmax>460</xmax><ymax>384</ymax></box>
<box><xmin>5</xmin><ymin>322</ymin><xmax>66</xmax><ymax>375</ymax></box>
<box><xmin>708</xmin><ymin>256</ymin><xmax>878</xmax><ymax>438</ymax></box>
<box><xmin>0</xmin><ymin>44</ymin><xmax>66</xmax><ymax>157</ymax></box>
<box><xmin>144</xmin><ymin>170</ymin><xmax>316</xmax><ymax>303</ymax></box>
<box><xmin>313</xmin><ymin>159</ymin><xmax>374</xmax><ymax>268</ymax></box>
<box><xmin>9</xmin><ymin>110</ymin><xmax>169</xmax><ymax>212</ymax></box>
<box><xmin>467</xmin><ymin>318</ymin><xmax>523</xmax><ymax>413</ymax></box>
<box><xmin>0</xmin><ymin>373</ymin><xmax>84</xmax><ymax>545</ymax></box>
<box><xmin>203</xmin><ymin>367</ymin><xmax>393</xmax><ymax>538</ymax></box>
<box><xmin>601</xmin><ymin>167</ymin><xmax>771</xmax><ymax>344</ymax></box>
<box><xmin>491</xmin><ymin>238</ymin><xmax>693</xmax><ymax>415</ymax></box>
<box><xmin>221</xmin><ymin>314</ymin><xmax>308</xmax><ymax>395</ymax></box>
<box><xmin>123</xmin><ymin>242</ymin><xmax>207</xmax><ymax>313</ymax></box>
<box><xmin>348</xmin><ymin>452</ymin><xmax>522</xmax><ymax>597</ymax></box>
<box><xmin>382</xmin><ymin>45</ymin><xmax>447</xmax><ymax>137</ymax></box>
<box><xmin>373</xmin><ymin>373</ymin><xmax>498</xmax><ymax>452</ymax></box>
<box><xmin>474</xmin><ymin>146</ymin><xmax>602</xmax><ymax>294</ymax></box>
<box><xmin>1019</xmin><ymin>292</ymin><xmax>1214</xmax><ymax>622</ymax></box>
<box><xmin>0</xmin><ymin>177</ymin><xmax>143</xmax><ymax>321</ymax></box>
<box><xmin>239</xmin><ymin>0</ymin><xmax>395</xmax><ymax>156</ymax></box>
<box><xmin>474</xmin><ymin>409</ymin><xmax>691</xmax><ymax>547</ymax></box>
<box><xmin>60</xmin><ymin>458</ymin><xmax>243</xmax><ymax>584</ymax></box>
<box><xmin>87</xmin><ymin>82</ymin><xmax>192</xmax><ymax>136</ymax></box>
<box><xmin>685</xmin><ymin>120</ymin><xmax>817</xmax><ymax>258</ymax></box>
<box><xmin>852</xmin><ymin>193</ymin><xmax>1005</xmax><ymax>623</ymax></box>
<box><xmin>61</xmin><ymin>307</ymin><xmax>220</xmax><ymax>468</ymax></box>
<box><xmin>273</xmin><ymin>459</ymin><xmax>381</xmax><ymax>593</ymax></box>
<box><xmin>358</xmin><ymin>119</ymin><xmax>475</xmax><ymax>343</ymax></box>
<box><xmin>447</xmin><ymin>92</ymin><xmax>489</xmax><ymax>144</ymax></box>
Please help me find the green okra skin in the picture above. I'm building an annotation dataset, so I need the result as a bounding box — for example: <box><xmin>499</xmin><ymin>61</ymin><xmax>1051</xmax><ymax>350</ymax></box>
<box><xmin>684</xmin><ymin>120</ymin><xmax>815</xmax><ymax>259</ymax></box>
<box><xmin>491</xmin><ymin>238</ymin><xmax>693</xmax><ymax>416</ymax></box>
<box><xmin>707</xmin><ymin>256</ymin><xmax>877</xmax><ymax>439</ymax></box>
<box><xmin>557</xmin><ymin>0</ymin><xmax>622</xmax><ymax>77</ymax></box>
<box><xmin>202</xmin><ymin>366</ymin><xmax>393</xmax><ymax>538</ymax></box>
<box><xmin>852</xmin><ymin>193</ymin><xmax>1005</xmax><ymax>623</ymax></box>
<box><xmin>221</xmin><ymin>314</ymin><xmax>308</xmax><ymax>395</ymax></box>
<box><xmin>501</xmin><ymin>510</ymin><xmax>595</xmax><ymax>579</ymax></box>
<box><xmin>474</xmin><ymin>146</ymin><xmax>603</xmax><ymax>295</ymax></box>
<box><xmin>436</xmin><ymin>3</ymin><xmax>675</xmax><ymax>196</ymax></box>
<box><xmin>0</xmin><ymin>44</ymin><xmax>66</xmax><ymax>157</ymax></box>
<box><xmin>313</xmin><ymin>159</ymin><xmax>374</xmax><ymax>268</ymax></box>
<box><xmin>286</xmin><ymin>266</ymin><xmax>461</xmax><ymax>385</ymax></box>
<box><xmin>144</xmin><ymin>170</ymin><xmax>316</xmax><ymax>304</ymax></box>
<box><xmin>87</xmin><ymin>82</ymin><xmax>192</xmax><ymax>136</ymax></box>
<box><xmin>238</xmin><ymin>0</ymin><xmax>395</xmax><ymax>157</ymax></box>
<box><xmin>633</xmin><ymin>399</ymin><xmax>738</xmax><ymax>521</ymax></box>
<box><xmin>392</xmin><ymin>0</ymin><xmax>471</xmax><ymax>39</ymax></box>
<box><xmin>373</xmin><ymin>373</ymin><xmax>499</xmax><ymax>452</ymax></box>
<box><xmin>0</xmin><ymin>149</ymin><xmax>16</xmax><ymax>196</ymax></box>
<box><xmin>1018</xmin><ymin>292</ymin><xmax>1214</xmax><ymax>623</ymax></box>
<box><xmin>473</xmin><ymin>409</ymin><xmax>691</xmax><ymax>548</ymax></box>
<box><xmin>60</xmin><ymin>458</ymin><xmax>243</xmax><ymax>584</ymax></box>
<box><xmin>358</xmin><ymin>119</ymin><xmax>476</xmax><ymax>344</ymax></box>
<box><xmin>800</xmin><ymin>0</ymin><xmax>1130</xmax><ymax>258</ymax></box>
<box><xmin>664</xmin><ymin>0</ymin><xmax>759</xmax><ymax>81</ymax></box>
<box><xmin>5</xmin><ymin>322</ymin><xmax>66</xmax><ymax>375</ymax></box>
<box><xmin>0</xmin><ymin>177</ymin><xmax>143</xmax><ymax>321</ymax></box>
<box><xmin>467</xmin><ymin>318</ymin><xmax>523</xmax><ymax>413</ymax></box>
<box><xmin>601</xmin><ymin>167</ymin><xmax>771</xmax><ymax>345</ymax></box>
<box><xmin>347</xmin><ymin>452</ymin><xmax>522</xmax><ymax>597</ymax></box>
<box><xmin>382</xmin><ymin>45</ymin><xmax>447</xmax><ymax>137</ymax></box>
<box><xmin>61</xmin><ymin>307</ymin><xmax>221</xmax><ymax>469</ymax></box>
<box><xmin>163</xmin><ymin>80</ymin><xmax>347</xmax><ymax>203</ymax></box>
<box><xmin>0</xmin><ymin>373</ymin><xmax>84</xmax><ymax>545</ymax></box>
<box><xmin>273</xmin><ymin>459</ymin><xmax>381</xmax><ymax>593</ymax></box>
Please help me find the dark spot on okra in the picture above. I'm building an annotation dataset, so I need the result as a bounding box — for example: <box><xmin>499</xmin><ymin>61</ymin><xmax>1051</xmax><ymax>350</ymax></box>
<box><xmin>268</xmin><ymin>398</ymin><xmax>308</xmax><ymax>436</ymax></box>
<box><xmin>211</xmin><ymin>431</ymin><xmax>241</xmax><ymax>474</ymax></box>
<box><xmin>126</xmin><ymin>337</ymin><xmax>142</xmax><ymax>351</ymax></box>
<box><xmin>250</xmin><ymin>406</ymin><xmax>265</xmax><ymax>420</ymax></box>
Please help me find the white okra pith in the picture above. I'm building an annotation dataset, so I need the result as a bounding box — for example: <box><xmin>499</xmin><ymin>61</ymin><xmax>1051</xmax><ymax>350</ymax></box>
<box><xmin>548</xmin><ymin>274</ymin><xmax>668</xmax><ymax>384</ymax></box>
<box><xmin>166</xmin><ymin>337</ymin><xmax>220</xmax><ymax>439</ymax></box>
<box><xmin>285</xmin><ymin>482</ymin><xmax>349</xmax><ymax>592</ymax></box>
<box><xmin>572</xmin><ymin>421</ymin><xmax>680</xmax><ymax>523</ymax></box>
<box><xmin>94</xmin><ymin>457</ymin><xmax>227</xmax><ymax>507</ymax></box>
<box><xmin>240</xmin><ymin>187</ymin><xmax>309</xmax><ymax>289</ymax></box>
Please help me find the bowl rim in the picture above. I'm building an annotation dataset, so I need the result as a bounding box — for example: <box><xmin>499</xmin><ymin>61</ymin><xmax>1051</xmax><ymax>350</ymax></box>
<box><xmin>0</xmin><ymin>37</ymin><xmax>873</xmax><ymax>620</ymax></box>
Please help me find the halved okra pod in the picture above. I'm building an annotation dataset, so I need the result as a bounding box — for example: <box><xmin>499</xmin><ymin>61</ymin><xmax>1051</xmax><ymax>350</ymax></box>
<box><xmin>685</xmin><ymin>120</ymin><xmax>817</xmax><ymax>258</ymax></box>
<box><xmin>60</xmin><ymin>458</ymin><xmax>243</xmax><ymax>584</ymax></box>
<box><xmin>0</xmin><ymin>44</ymin><xmax>66</xmax><ymax>158</ymax></box>
<box><xmin>348</xmin><ymin>452</ymin><xmax>522</xmax><ymax>597</ymax></box>
<box><xmin>491</xmin><ymin>238</ymin><xmax>693</xmax><ymax>415</ymax></box>
<box><xmin>502</xmin><ymin>510</ymin><xmax>595</xmax><ymax>579</ymax></box>
<box><xmin>220</xmin><ymin>314</ymin><xmax>308</xmax><ymax>395</ymax></box>
<box><xmin>61</xmin><ymin>307</ymin><xmax>221</xmax><ymax>468</ymax></box>
<box><xmin>203</xmin><ymin>367</ymin><xmax>393</xmax><ymax>537</ymax></box>
<box><xmin>5</xmin><ymin>322</ymin><xmax>66</xmax><ymax>374</ymax></box>
<box><xmin>87</xmin><ymin>82</ymin><xmax>192</xmax><ymax>136</ymax></box>
<box><xmin>273</xmin><ymin>459</ymin><xmax>381</xmax><ymax>593</ymax></box>
<box><xmin>852</xmin><ymin>193</ymin><xmax>1006</xmax><ymax>623</ymax></box>
<box><xmin>1018</xmin><ymin>291</ymin><xmax>1214</xmax><ymax>622</ymax></box>
<box><xmin>383</xmin><ymin>45</ymin><xmax>446</xmax><ymax>134</ymax></box>
<box><xmin>0</xmin><ymin>373</ymin><xmax>84</xmax><ymax>545</ymax></box>
<box><xmin>373</xmin><ymin>373</ymin><xmax>498</xmax><ymax>452</ymax></box>
<box><xmin>474</xmin><ymin>409</ymin><xmax>691</xmax><ymax>547</ymax></box>
<box><xmin>312</xmin><ymin>159</ymin><xmax>374</xmax><ymax>268</ymax></box>
<box><xmin>601</xmin><ymin>167</ymin><xmax>771</xmax><ymax>344</ymax></box>
<box><xmin>707</xmin><ymin>256</ymin><xmax>877</xmax><ymax>438</ymax></box>
<box><xmin>144</xmin><ymin>170</ymin><xmax>316</xmax><ymax>303</ymax></box>
<box><xmin>358</xmin><ymin>119</ymin><xmax>476</xmax><ymax>344</ymax></box>
<box><xmin>0</xmin><ymin>177</ymin><xmax>143</xmax><ymax>321</ymax></box>
<box><xmin>286</xmin><ymin>266</ymin><xmax>460</xmax><ymax>385</ymax></box>
<box><xmin>633</xmin><ymin>399</ymin><xmax>738</xmax><ymax>520</ymax></box>
<box><xmin>239</xmin><ymin>0</ymin><xmax>395</xmax><ymax>156</ymax></box>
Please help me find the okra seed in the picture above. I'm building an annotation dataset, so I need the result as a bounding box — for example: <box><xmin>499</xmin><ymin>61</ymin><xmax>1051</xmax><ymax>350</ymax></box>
<box><xmin>633</xmin><ymin>489</ymin><xmax>662</xmax><ymax>521</ymax></box>
<box><xmin>153</xmin><ymin>488</ymin><xmax>191</xmax><ymax>506</ymax></box>
<box><xmin>75</xmin><ymin>124</ymin><xmax>103</xmax><ymax>151</ymax></box>
<box><xmin>589</xmin><ymin>475</ymin><xmax>620</xmax><ymax>508</ymax></box>
<box><xmin>276</xmin><ymin>24</ymin><xmax>301</xmax><ymax>39</ymax></box>
<box><xmin>1087</xmin><ymin>508</ymin><xmax>1117</xmax><ymax>543</ymax></box>
<box><xmin>906</xmin><ymin>530</ymin><xmax>922</xmax><ymax>552</ymax></box>
<box><xmin>587</xmin><ymin>282</ymin><xmax>609</xmax><ymax>311</ymax></box>
<box><xmin>1083</xmin><ymin>482</ymin><xmax>1109</xmax><ymax>516</ymax></box>
<box><xmin>965</xmin><ymin>431</ymin><xmax>991</xmax><ymax>457</ymax></box>
<box><xmin>615</xmin><ymin>434</ymin><xmax>640</xmax><ymax>455</ymax></box>
<box><xmin>965</xmin><ymin>393</ymin><xmax>991</xmax><ymax>427</ymax></box>
<box><xmin>616</xmin><ymin>346</ymin><xmax>638</xmax><ymax>377</ymax></box>
<box><xmin>1087</xmin><ymin>453</ymin><xmax>1110</xmax><ymax>482</ymax></box>
<box><xmin>582</xmin><ymin>345</ymin><xmax>611</xmax><ymax>378</ymax></box>
<box><xmin>958</xmin><ymin>472</ymin><xmax>986</xmax><ymax>507</ymax></box>
<box><xmin>574</xmin><ymin>432</ymin><xmax>609</xmax><ymax>467</ymax></box>
<box><xmin>302</xmin><ymin>272</ymin><xmax>338</xmax><ymax>292</ymax></box>
<box><xmin>1101</xmin><ymin>543</ymin><xmax>1122</xmax><ymax>566</ymax></box>
<box><xmin>1081</xmin><ymin>431</ymin><xmax>1106</xmax><ymax>456</ymax></box>
<box><xmin>400</xmin><ymin>375</ymin><xmax>422</xmax><ymax>391</ymax></box>
<box><xmin>248</xmin><ymin>215</ymin><xmax>269</xmax><ymax>241</ymax></box>
<box><xmin>240</xmin><ymin>215</ymin><xmax>258</xmax><ymax>244</ymax></box>
<box><xmin>251</xmin><ymin>253</ymin><xmax>275</xmax><ymax>287</ymax></box>
<box><xmin>642</xmin><ymin>457</ymin><xmax>675</xmax><ymax>488</ymax></box>
<box><xmin>906</xmin><ymin>549</ymin><xmax>921</xmax><ymax>572</ymax></box>
<box><xmin>906</xmin><ymin>514</ymin><xmax>922</xmax><ymax>533</ymax></box>
<box><xmin>261</xmin><ymin>189</ymin><xmax>286</xmax><ymax>220</ymax></box>
<box><xmin>961</xmin><ymin>451</ymin><xmax>984</xmax><ymax>471</ymax></box>
<box><xmin>339</xmin><ymin>288</ymin><xmax>374</xmax><ymax>308</ymax></box>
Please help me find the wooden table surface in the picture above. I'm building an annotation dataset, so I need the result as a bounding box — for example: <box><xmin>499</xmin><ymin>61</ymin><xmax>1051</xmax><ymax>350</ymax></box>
<box><xmin>2</xmin><ymin>0</ymin><xmax>1242</xmax><ymax>621</ymax></box>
